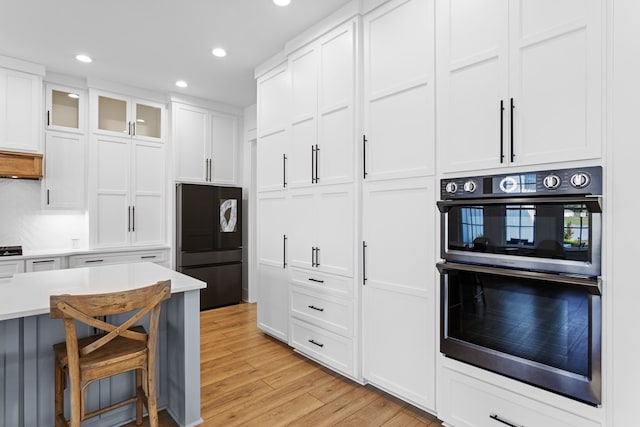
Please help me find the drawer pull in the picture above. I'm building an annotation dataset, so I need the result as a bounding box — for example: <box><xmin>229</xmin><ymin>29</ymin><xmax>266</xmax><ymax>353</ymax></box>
<box><xmin>308</xmin><ymin>305</ymin><xmax>324</xmax><ymax>312</ymax></box>
<box><xmin>308</xmin><ymin>278</ymin><xmax>325</xmax><ymax>284</ymax></box>
<box><xmin>308</xmin><ymin>339</ymin><xmax>324</xmax><ymax>348</ymax></box>
<box><xmin>490</xmin><ymin>414</ymin><xmax>523</xmax><ymax>427</ymax></box>
<box><xmin>32</xmin><ymin>259</ymin><xmax>55</xmax><ymax>264</ymax></box>
<box><xmin>140</xmin><ymin>255</ymin><xmax>157</xmax><ymax>259</ymax></box>
<box><xmin>85</xmin><ymin>259</ymin><xmax>104</xmax><ymax>263</ymax></box>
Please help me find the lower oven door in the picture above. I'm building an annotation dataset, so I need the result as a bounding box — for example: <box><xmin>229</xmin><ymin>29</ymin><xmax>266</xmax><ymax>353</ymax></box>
<box><xmin>437</xmin><ymin>262</ymin><xmax>601</xmax><ymax>406</ymax></box>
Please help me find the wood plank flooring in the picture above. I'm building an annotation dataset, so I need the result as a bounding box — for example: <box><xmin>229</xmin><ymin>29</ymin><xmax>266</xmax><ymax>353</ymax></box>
<box><xmin>125</xmin><ymin>302</ymin><xmax>443</xmax><ymax>426</ymax></box>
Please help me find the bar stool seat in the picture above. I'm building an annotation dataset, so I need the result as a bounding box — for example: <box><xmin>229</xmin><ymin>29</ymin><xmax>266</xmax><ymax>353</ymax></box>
<box><xmin>50</xmin><ymin>280</ymin><xmax>171</xmax><ymax>427</ymax></box>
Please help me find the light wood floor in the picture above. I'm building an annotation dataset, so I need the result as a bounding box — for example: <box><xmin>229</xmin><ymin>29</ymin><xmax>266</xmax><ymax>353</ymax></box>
<box><xmin>125</xmin><ymin>302</ymin><xmax>443</xmax><ymax>426</ymax></box>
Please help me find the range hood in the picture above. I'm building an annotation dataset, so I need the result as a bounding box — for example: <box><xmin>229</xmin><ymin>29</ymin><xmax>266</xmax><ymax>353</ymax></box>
<box><xmin>0</xmin><ymin>150</ymin><xmax>43</xmax><ymax>179</ymax></box>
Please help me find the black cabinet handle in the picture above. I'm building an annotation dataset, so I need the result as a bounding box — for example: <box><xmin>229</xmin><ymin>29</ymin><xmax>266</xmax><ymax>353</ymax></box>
<box><xmin>283</xmin><ymin>235</ymin><xmax>287</xmax><ymax>269</ymax></box>
<box><xmin>209</xmin><ymin>156</ymin><xmax>213</xmax><ymax>181</ymax></box>
<box><xmin>308</xmin><ymin>278</ymin><xmax>325</xmax><ymax>284</ymax></box>
<box><xmin>308</xmin><ymin>305</ymin><xmax>324</xmax><ymax>312</ymax></box>
<box><xmin>32</xmin><ymin>259</ymin><xmax>55</xmax><ymax>264</ymax></box>
<box><xmin>47</xmin><ymin>189</ymin><xmax>50</xmax><ymax>205</ymax></box>
<box><xmin>308</xmin><ymin>339</ymin><xmax>324</xmax><ymax>348</ymax></box>
<box><xmin>315</xmin><ymin>144</ymin><xmax>319</xmax><ymax>183</ymax></box>
<box><xmin>128</xmin><ymin>121</ymin><xmax>132</xmax><ymax>135</ymax></box>
<box><xmin>490</xmin><ymin>413</ymin><xmax>523</xmax><ymax>427</ymax></box>
<box><xmin>315</xmin><ymin>246</ymin><xmax>320</xmax><ymax>267</ymax></box>
<box><xmin>140</xmin><ymin>255</ymin><xmax>157</xmax><ymax>259</ymax></box>
<box><xmin>311</xmin><ymin>145</ymin><xmax>316</xmax><ymax>183</ymax></box>
<box><xmin>47</xmin><ymin>110</ymin><xmax>50</xmax><ymax>126</ymax></box>
<box><xmin>363</xmin><ymin>135</ymin><xmax>368</xmax><ymax>179</ymax></box>
<box><xmin>510</xmin><ymin>98</ymin><xmax>515</xmax><ymax>162</ymax></box>
<box><xmin>132</xmin><ymin>121</ymin><xmax>136</xmax><ymax>136</ymax></box>
<box><xmin>499</xmin><ymin>100</ymin><xmax>505</xmax><ymax>163</ymax></box>
<box><xmin>283</xmin><ymin>154</ymin><xmax>287</xmax><ymax>188</ymax></box>
<box><xmin>205</xmin><ymin>159</ymin><xmax>209</xmax><ymax>181</ymax></box>
<box><xmin>132</xmin><ymin>206</ymin><xmax>135</xmax><ymax>232</ymax></box>
<box><xmin>311</xmin><ymin>247</ymin><xmax>316</xmax><ymax>267</ymax></box>
<box><xmin>127</xmin><ymin>206</ymin><xmax>131</xmax><ymax>232</ymax></box>
<box><xmin>363</xmin><ymin>241</ymin><xmax>367</xmax><ymax>285</ymax></box>
<box><xmin>85</xmin><ymin>259</ymin><xmax>104</xmax><ymax>264</ymax></box>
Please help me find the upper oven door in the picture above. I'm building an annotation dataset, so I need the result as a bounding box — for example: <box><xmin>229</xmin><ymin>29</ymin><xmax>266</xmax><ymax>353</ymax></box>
<box><xmin>437</xmin><ymin>196</ymin><xmax>602</xmax><ymax>276</ymax></box>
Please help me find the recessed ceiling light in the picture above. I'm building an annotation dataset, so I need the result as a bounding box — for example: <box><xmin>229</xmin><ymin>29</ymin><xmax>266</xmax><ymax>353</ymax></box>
<box><xmin>67</xmin><ymin>93</ymin><xmax>80</xmax><ymax>99</ymax></box>
<box><xmin>211</xmin><ymin>48</ymin><xmax>227</xmax><ymax>58</ymax></box>
<box><xmin>176</xmin><ymin>80</ymin><xmax>188</xmax><ymax>88</ymax></box>
<box><xmin>75</xmin><ymin>54</ymin><xmax>92</xmax><ymax>63</ymax></box>
<box><xmin>274</xmin><ymin>0</ymin><xmax>291</xmax><ymax>6</ymax></box>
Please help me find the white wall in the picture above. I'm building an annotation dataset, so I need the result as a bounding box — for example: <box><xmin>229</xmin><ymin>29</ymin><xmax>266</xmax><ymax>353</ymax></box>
<box><xmin>0</xmin><ymin>179</ymin><xmax>87</xmax><ymax>251</ymax></box>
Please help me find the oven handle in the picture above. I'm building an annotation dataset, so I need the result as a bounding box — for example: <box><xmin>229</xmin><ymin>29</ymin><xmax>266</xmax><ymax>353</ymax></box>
<box><xmin>436</xmin><ymin>262</ymin><xmax>601</xmax><ymax>295</ymax></box>
<box><xmin>437</xmin><ymin>196</ymin><xmax>602</xmax><ymax>213</ymax></box>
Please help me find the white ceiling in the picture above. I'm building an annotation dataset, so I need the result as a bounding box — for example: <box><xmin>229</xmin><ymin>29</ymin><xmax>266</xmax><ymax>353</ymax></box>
<box><xmin>0</xmin><ymin>0</ymin><xmax>352</xmax><ymax>108</ymax></box>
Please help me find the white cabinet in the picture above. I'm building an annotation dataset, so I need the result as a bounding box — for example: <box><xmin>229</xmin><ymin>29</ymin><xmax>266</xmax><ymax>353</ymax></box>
<box><xmin>43</xmin><ymin>131</ymin><xmax>85</xmax><ymax>210</ymax></box>
<box><xmin>439</xmin><ymin>366</ymin><xmax>601</xmax><ymax>427</ymax></box>
<box><xmin>25</xmin><ymin>257</ymin><xmax>63</xmax><ymax>272</ymax></box>
<box><xmin>288</xmin><ymin>21</ymin><xmax>356</xmax><ymax>188</ymax></box>
<box><xmin>436</xmin><ymin>0</ymin><xmax>603</xmax><ymax>173</ymax></box>
<box><xmin>68</xmin><ymin>249</ymin><xmax>168</xmax><ymax>268</ymax></box>
<box><xmin>0</xmin><ymin>259</ymin><xmax>24</xmax><ymax>281</ymax></box>
<box><xmin>172</xmin><ymin>102</ymin><xmax>238</xmax><ymax>185</ymax></box>
<box><xmin>288</xmin><ymin>185</ymin><xmax>354</xmax><ymax>277</ymax></box>
<box><xmin>91</xmin><ymin>89</ymin><xmax>166</xmax><ymax>143</ymax></box>
<box><xmin>0</xmin><ymin>67</ymin><xmax>42</xmax><ymax>152</ymax></box>
<box><xmin>362</xmin><ymin>177</ymin><xmax>436</xmax><ymax>410</ymax></box>
<box><xmin>257</xmin><ymin>63</ymin><xmax>290</xmax><ymax>192</ymax></box>
<box><xmin>256</xmin><ymin>192</ymin><xmax>289</xmax><ymax>341</ymax></box>
<box><xmin>45</xmin><ymin>83</ymin><xmax>85</xmax><ymax>133</ymax></box>
<box><xmin>89</xmin><ymin>135</ymin><xmax>165</xmax><ymax>248</ymax></box>
<box><xmin>363</xmin><ymin>0</ymin><xmax>435</xmax><ymax>181</ymax></box>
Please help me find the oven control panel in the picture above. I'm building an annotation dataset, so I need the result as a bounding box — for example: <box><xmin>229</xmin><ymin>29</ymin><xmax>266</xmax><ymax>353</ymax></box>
<box><xmin>440</xmin><ymin>166</ymin><xmax>602</xmax><ymax>199</ymax></box>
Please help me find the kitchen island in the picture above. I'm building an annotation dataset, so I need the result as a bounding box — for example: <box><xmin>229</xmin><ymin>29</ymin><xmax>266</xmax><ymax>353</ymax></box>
<box><xmin>0</xmin><ymin>262</ymin><xmax>205</xmax><ymax>427</ymax></box>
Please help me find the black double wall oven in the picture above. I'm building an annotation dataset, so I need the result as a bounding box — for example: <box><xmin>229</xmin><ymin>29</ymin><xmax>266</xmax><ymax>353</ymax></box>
<box><xmin>437</xmin><ymin>166</ymin><xmax>602</xmax><ymax>406</ymax></box>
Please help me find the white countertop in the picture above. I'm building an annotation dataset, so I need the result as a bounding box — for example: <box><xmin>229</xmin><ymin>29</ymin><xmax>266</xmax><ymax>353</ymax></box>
<box><xmin>0</xmin><ymin>262</ymin><xmax>205</xmax><ymax>321</ymax></box>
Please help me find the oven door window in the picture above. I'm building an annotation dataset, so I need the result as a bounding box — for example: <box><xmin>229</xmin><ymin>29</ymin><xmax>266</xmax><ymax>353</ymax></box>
<box><xmin>447</xmin><ymin>203</ymin><xmax>592</xmax><ymax>262</ymax></box>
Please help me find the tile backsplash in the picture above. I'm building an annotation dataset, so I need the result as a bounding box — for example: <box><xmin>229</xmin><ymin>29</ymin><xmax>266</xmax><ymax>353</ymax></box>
<box><xmin>0</xmin><ymin>179</ymin><xmax>87</xmax><ymax>251</ymax></box>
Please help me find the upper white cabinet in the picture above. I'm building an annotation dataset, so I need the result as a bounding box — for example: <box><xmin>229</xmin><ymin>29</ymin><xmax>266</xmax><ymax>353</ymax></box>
<box><xmin>89</xmin><ymin>135</ymin><xmax>165</xmax><ymax>248</ymax></box>
<box><xmin>436</xmin><ymin>0</ymin><xmax>603</xmax><ymax>173</ymax></box>
<box><xmin>288</xmin><ymin>21</ymin><xmax>356</xmax><ymax>188</ymax></box>
<box><xmin>91</xmin><ymin>89</ymin><xmax>166</xmax><ymax>143</ymax></box>
<box><xmin>43</xmin><ymin>131</ymin><xmax>85</xmax><ymax>210</ymax></box>
<box><xmin>0</xmin><ymin>67</ymin><xmax>43</xmax><ymax>152</ymax></box>
<box><xmin>257</xmin><ymin>63</ymin><xmax>290</xmax><ymax>192</ymax></box>
<box><xmin>45</xmin><ymin>83</ymin><xmax>85</xmax><ymax>133</ymax></box>
<box><xmin>363</xmin><ymin>0</ymin><xmax>435</xmax><ymax>181</ymax></box>
<box><xmin>172</xmin><ymin>102</ymin><xmax>238</xmax><ymax>185</ymax></box>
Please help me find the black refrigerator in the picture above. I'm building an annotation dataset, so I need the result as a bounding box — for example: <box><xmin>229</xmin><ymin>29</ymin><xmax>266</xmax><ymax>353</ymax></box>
<box><xmin>176</xmin><ymin>184</ymin><xmax>243</xmax><ymax>310</ymax></box>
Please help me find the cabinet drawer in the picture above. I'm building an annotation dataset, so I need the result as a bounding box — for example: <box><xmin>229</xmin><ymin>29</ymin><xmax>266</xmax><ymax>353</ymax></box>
<box><xmin>0</xmin><ymin>260</ymin><xmax>24</xmax><ymax>279</ymax></box>
<box><xmin>68</xmin><ymin>250</ymin><xmax>167</xmax><ymax>268</ymax></box>
<box><xmin>290</xmin><ymin>268</ymin><xmax>353</xmax><ymax>297</ymax></box>
<box><xmin>290</xmin><ymin>286</ymin><xmax>352</xmax><ymax>337</ymax></box>
<box><xmin>440</xmin><ymin>368</ymin><xmax>601</xmax><ymax>427</ymax></box>
<box><xmin>290</xmin><ymin>318</ymin><xmax>353</xmax><ymax>376</ymax></box>
<box><xmin>25</xmin><ymin>257</ymin><xmax>63</xmax><ymax>272</ymax></box>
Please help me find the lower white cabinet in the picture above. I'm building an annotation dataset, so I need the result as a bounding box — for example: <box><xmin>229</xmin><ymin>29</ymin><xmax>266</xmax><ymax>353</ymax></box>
<box><xmin>25</xmin><ymin>257</ymin><xmax>63</xmax><ymax>272</ymax></box>
<box><xmin>68</xmin><ymin>249</ymin><xmax>168</xmax><ymax>268</ymax></box>
<box><xmin>439</xmin><ymin>367</ymin><xmax>601</xmax><ymax>427</ymax></box>
<box><xmin>0</xmin><ymin>259</ymin><xmax>24</xmax><ymax>281</ymax></box>
<box><xmin>257</xmin><ymin>264</ymin><xmax>289</xmax><ymax>341</ymax></box>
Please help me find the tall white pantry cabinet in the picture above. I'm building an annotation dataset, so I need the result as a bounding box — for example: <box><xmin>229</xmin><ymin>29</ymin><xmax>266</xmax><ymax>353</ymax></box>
<box><xmin>255</xmin><ymin>0</ymin><xmax>437</xmax><ymax>410</ymax></box>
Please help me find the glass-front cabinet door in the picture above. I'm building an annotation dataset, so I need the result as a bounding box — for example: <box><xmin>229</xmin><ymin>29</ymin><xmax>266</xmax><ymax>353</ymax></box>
<box><xmin>45</xmin><ymin>84</ymin><xmax>85</xmax><ymax>133</ymax></box>
<box><xmin>91</xmin><ymin>89</ymin><xmax>165</xmax><ymax>142</ymax></box>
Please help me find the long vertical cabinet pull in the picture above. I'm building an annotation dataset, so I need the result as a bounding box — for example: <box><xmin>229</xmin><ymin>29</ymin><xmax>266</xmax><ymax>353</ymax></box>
<box><xmin>127</xmin><ymin>206</ymin><xmax>131</xmax><ymax>232</ymax></box>
<box><xmin>283</xmin><ymin>235</ymin><xmax>288</xmax><ymax>268</ymax></box>
<box><xmin>311</xmin><ymin>145</ymin><xmax>316</xmax><ymax>183</ymax></box>
<box><xmin>311</xmin><ymin>247</ymin><xmax>316</xmax><ymax>267</ymax></box>
<box><xmin>362</xmin><ymin>241</ymin><xmax>368</xmax><ymax>285</ymax></box>
<box><xmin>132</xmin><ymin>206</ymin><xmax>135</xmax><ymax>232</ymax></box>
<box><xmin>499</xmin><ymin>100</ymin><xmax>505</xmax><ymax>163</ymax></box>
<box><xmin>283</xmin><ymin>154</ymin><xmax>288</xmax><ymax>188</ymax></box>
<box><xmin>209</xmin><ymin>157</ymin><xmax>213</xmax><ymax>181</ymax></box>
<box><xmin>47</xmin><ymin>110</ymin><xmax>51</xmax><ymax>126</ymax></box>
<box><xmin>314</xmin><ymin>144</ymin><xmax>319</xmax><ymax>183</ymax></box>
<box><xmin>363</xmin><ymin>135</ymin><xmax>368</xmax><ymax>179</ymax></box>
<box><xmin>510</xmin><ymin>98</ymin><xmax>515</xmax><ymax>162</ymax></box>
<box><xmin>205</xmin><ymin>159</ymin><xmax>209</xmax><ymax>181</ymax></box>
<box><xmin>47</xmin><ymin>189</ymin><xmax>50</xmax><ymax>205</ymax></box>
<box><xmin>315</xmin><ymin>246</ymin><xmax>320</xmax><ymax>267</ymax></box>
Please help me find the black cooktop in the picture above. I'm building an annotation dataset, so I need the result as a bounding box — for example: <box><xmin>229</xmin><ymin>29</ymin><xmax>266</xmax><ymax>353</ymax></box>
<box><xmin>0</xmin><ymin>246</ymin><xmax>22</xmax><ymax>256</ymax></box>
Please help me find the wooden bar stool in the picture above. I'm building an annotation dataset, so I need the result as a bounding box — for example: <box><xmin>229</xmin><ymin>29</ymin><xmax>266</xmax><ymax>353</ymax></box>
<box><xmin>50</xmin><ymin>280</ymin><xmax>171</xmax><ymax>427</ymax></box>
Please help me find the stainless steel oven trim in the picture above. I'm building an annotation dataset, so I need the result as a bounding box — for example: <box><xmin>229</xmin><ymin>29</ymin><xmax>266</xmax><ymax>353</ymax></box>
<box><xmin>438</xmin><ymin>262</ymin><xmax>602</xmax><ymax>406</ymax></box>
<box><xmin>438</xmin><ymin>196</ymin><xmax>602</xmax><ymax>276</ymax></box>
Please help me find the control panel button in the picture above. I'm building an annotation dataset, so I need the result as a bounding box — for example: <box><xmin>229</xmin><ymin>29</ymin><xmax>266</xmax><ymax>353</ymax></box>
<box><xmin>463</xmin><ymin>180</ymin><xmax>477</xmax><ymax>193</ymax></box>
<box><xmin>543</xmin><ymin>174</ymin><xmax>561</xmax><ymax>190</ymax></box>
<box><xmin>570</xmin><ymin>172</ymin><xmax>591</xmax><ymax>189</ymax></box>
<box><xmin>445</xmin><ymin>182</ymin><xmax>458</xmax><ymax>194</ymax></box>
